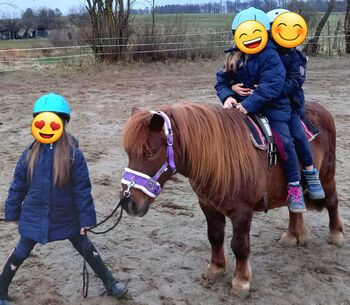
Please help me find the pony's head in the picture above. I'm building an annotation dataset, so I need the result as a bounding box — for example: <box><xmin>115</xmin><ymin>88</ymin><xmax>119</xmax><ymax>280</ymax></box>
<box><xmin>121</xmin><ymin>103</ymin><xmax>259</xmax><ymax>217</ymax></box>
<box><xmin>121</xmin><ymin>108</ymin><xmax>175</xmax><ymax>216</ymax></box>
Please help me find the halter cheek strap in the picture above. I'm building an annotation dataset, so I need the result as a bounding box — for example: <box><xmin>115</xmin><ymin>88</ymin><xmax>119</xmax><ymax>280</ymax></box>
<box><xmin>121</xmin><ymin>111</ymin><xmax>176</xmax><ymax>198</ymax></box>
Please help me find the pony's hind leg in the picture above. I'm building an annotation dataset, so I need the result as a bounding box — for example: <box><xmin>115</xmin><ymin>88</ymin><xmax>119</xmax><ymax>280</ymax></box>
<box><xmin>229</xmin><ymin>205</ymin><xmax>253</xmax><ymax>298</ymax></box>
<box><xmin>324</xmin><ymin>181</ymin><xmax>344</xmax><ymax>246</ymax></box>
<box><xmin>199</xmin><ymin>201</ymin><xmax>226</xmax><ymax>279</ymax></box>
<box><xmin>279</xmin><ymin>211</ymin><xmax>308</xmax><ymax>246</ymax></box>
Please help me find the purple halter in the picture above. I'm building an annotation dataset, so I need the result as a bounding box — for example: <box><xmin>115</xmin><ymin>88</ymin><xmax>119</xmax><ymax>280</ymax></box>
<box><xmin>121</xmin><ymin>111</ymin><xmax>176</xmax><ymax>198</ymax></box>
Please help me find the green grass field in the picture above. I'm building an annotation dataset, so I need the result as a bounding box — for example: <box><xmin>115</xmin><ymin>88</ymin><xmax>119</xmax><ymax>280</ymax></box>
<box><xmin>137</xmin><ymin>12</ymin><xmax>346</xmax><ymax>34</ymax></box>
<box><xmin>0</xmin><ymin>39</ymin><xmax>52</xmax><ymax>50</ymax></box>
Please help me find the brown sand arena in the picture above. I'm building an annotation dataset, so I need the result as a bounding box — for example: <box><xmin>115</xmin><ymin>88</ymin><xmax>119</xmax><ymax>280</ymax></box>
<box><xmin>0</xmin><ymin>56</ymin><xmax>349</xmax><ymax>305</ymax></box>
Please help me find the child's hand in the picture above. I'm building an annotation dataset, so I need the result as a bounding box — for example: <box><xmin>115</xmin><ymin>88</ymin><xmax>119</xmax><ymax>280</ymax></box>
<box><xmin>236</xmin><ymin>104</ymin><xmax>248</xmax><ymax>114</ymax></box>
<box><xmin>80</xmin><ymin>227</ymin><xmax>92</xmax><ymax>235</ymax></box>
<box><xmin>231</xmin><ymin>83</ymin><xmax>252</xmax><ymax>96</ymax></box>
<box><xmin>223</xmin><ymin>97</ymin><xmax>238</xmax><ymax>108</ymax></box>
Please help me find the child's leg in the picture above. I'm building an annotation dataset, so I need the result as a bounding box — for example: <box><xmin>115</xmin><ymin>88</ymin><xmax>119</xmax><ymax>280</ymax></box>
<box><xmin>269</xmin><ymin>120</ymin><xmax>306</xmax><ymax>213</ymax></box>
<box><xmin>289</xmin><ymin>113</ymin><xmax>325</xmax><ymax>199</ymax></box>
<box><xmin>0</xmin><ymin>236</ymin><xmax>37</xmax><ymax>302</ymax></box>
<box><xmin>289</xmin><ymin>112</ymin><xmax>313</xmax><ymax>168</ymax></box>
<box><xmin>69</xmin><ymin>235</ymin><xmax>127</xmax><ymax>298</ymax></box>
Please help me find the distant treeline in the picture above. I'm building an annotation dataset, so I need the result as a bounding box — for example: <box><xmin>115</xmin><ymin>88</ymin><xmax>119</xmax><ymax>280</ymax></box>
<box><xmin>132</xmin><ymin>0</ymin><xmax>347</xmax><ymax>14</ymax></box>
<box><xmin>0</xmin><ymin>8</ymin><xmax>64</xmax><ymax>39</ymax></box>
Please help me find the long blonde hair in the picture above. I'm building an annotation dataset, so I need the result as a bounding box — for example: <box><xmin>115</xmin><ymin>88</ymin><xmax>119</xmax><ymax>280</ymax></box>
<box><xmin>27</xmin><ymin>131</ymin><xmax>76</xmax><ymax>188</ymax></box>
<box><xmin>223</xmin><ymin>50</ymin><xmax>246</xmax><ymax>72</ymax></box>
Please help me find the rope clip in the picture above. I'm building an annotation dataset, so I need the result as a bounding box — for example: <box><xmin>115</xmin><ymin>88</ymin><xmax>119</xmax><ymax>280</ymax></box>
<box><xmin>123</xmin><ymin>181</ymin><xmax>135</xmax><ymax>198</ymax></box>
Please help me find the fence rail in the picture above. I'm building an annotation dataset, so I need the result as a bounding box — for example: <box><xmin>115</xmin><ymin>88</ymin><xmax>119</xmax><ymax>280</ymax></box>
<box><xmin>0</xmin><ymin>33</ymin><xmax>348</xmax><ymax>66</ymax></box>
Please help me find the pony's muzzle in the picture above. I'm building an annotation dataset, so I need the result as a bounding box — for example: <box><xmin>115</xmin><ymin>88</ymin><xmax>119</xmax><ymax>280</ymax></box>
<box><xmin>123</xmin><ymin>198</ymin><xmax>150</xmax><ymax>217</ymax></box>
<box><xmin>120</xmin><ymin>187</ymin><xmax>151</xmax><ymax>217</ymax></box>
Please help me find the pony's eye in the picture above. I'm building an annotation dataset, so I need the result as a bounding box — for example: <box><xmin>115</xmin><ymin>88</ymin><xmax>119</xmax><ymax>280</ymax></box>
<box><xmin>145</xmin><ymin>148</ymin><xmax>157</xmax><ymax>159</ymax></box>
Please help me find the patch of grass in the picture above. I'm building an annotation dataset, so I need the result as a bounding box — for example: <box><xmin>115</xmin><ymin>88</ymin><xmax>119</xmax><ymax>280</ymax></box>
<box><xmin>0</xmin><ymin>38</ymin><xmax>52</xmax><ymax>50</ymax></box>
<box><xmin>134</xmin><ymin>13</ymin><xmax>232</xmax><ymax>31</ymax></box>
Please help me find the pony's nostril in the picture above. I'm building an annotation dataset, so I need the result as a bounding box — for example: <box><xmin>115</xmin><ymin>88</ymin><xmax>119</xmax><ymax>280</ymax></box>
<box><xmin>131</xmin><ymin>201</ymin><xmax>138</xmax><ymax>214</ymax></box>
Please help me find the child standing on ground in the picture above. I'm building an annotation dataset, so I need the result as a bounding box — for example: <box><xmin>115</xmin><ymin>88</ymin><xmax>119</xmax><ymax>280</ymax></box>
<box><xmin>0</xmin><ymin>93</ymin><xmax>128</xmax><ymax>305</ymax></box>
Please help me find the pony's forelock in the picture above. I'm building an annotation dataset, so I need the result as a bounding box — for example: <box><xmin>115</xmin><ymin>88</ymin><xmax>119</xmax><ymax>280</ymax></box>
<box><xmin>122</xmin><ymin>111</ymin><xmax>152</xmax><ymax>159</ymax></box>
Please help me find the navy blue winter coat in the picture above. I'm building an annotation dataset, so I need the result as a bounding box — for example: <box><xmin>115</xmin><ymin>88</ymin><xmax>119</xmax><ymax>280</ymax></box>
<box><xmin>215</xmin><ymin>40</ymin><xmax>291</xmax><ymax>122</ymax></box>
<box><xmin>276</xmin><ymin>44</ymin><xmax>307</xmax><ymax>116</ymax></box>
<box><xmin>5</xmin><ymin>141</ymin><xmax>97</xmax><ymax>244</ymax></box>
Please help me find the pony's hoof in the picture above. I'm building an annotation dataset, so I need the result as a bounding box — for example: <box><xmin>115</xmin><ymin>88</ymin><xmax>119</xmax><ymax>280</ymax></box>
<box><xmin>279</xmin><ymin>231</ymin><xmax>298</xmax><ymax>246</ymax></box>
<box><xmin>279</xmin><ymin>231</ymin><xmax>308</xmax><ymax>246</ymax></box>
<box><xmin>231</xmin><ymin>279</ymin><xmax>250</xmax><ymax>299</ymax></box>
<box><xmin>328</xmin><ymin>231</ymin><xmax>344</xmax><ymax>247</ymax></box>
<box><xmin>206</xmin><ymin>263</ymin><xmax>225</xmax><ymax>280</ymax></box>
<box><xmin>297</xmin><ymin>233</ymin><xmax>309</xmax><ymax>246</ymax></box>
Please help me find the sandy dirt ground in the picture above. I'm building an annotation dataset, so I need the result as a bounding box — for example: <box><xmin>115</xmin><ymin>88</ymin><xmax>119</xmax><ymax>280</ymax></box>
<box><xmin>0</xmin><ymin>56</ymin><xmax>349</xmax><ymax>305</ymax></box>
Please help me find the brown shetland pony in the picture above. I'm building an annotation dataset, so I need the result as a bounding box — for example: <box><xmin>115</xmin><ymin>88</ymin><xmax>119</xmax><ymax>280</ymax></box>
<box><xmin>121</xmin><ymin>101</ymin><xmax>344</xmax><ymax>297</ymax></box>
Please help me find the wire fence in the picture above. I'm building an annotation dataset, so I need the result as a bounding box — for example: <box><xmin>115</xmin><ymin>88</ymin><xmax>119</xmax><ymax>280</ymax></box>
<box><xmin>0</xmin><ymin>31</ymin><xmax>348</xmax><ymax>68</ymax></box>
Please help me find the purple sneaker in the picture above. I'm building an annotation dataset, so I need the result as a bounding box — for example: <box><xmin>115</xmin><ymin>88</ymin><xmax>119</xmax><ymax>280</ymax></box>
<box><xmin>287</xmin><ymin>185</ymin><xmax>306</xmax><ymax>213</ymax></box>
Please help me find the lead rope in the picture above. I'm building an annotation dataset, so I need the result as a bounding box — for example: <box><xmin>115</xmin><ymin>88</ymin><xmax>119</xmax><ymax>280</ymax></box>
<box><xmin>87</xmin><ymin>198</ymin><xmax>126</xmax><ymax>235</ymax></box>
<box><xmin>81</xmin><ymin>194</ymin><xmax>130</xmax><ymax>298</ymax></box>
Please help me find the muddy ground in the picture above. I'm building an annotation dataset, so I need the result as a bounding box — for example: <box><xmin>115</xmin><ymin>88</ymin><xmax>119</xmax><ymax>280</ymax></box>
<box><xmin>0</xmin><ymin>56</ymin><xmax>349</xmax><ymax>305</ymax></box>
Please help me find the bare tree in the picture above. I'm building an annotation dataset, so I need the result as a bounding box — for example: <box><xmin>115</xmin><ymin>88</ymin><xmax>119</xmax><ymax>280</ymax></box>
<box><xmin>0</xmin><ymin>17</ymin><xmax>20</xmax><ymax>39</ymax></box>
<box><xmin>303</xmin><ymin>0</ymin><xmax>335</xmax><ymax>54</ymax></box>
<box><xmin>86</xmin><ymin>0</ymin><xmax>134</xmax><ymax>61</ymax></box>
<box><xmin>345</xmin><ymin>0</ymin><xmax>350</xmax><ymax>53</ymax></box>
<box><xmin>22</xmin><ymin>8</ymin><xmax>36</xmax><ymax>30</ymax></box>
<box><xmin>143</xmin><ymin>0</ymin><xmax>156</xmax><ymax>37</ymax></box>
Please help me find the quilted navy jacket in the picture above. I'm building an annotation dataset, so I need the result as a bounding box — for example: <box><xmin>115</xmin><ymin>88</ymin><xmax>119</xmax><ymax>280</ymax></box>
<box><xmin>215</xmin><ymin>40</ymin><xmax>291</xmax><ymax>122</ymax></box>
<box><xmin>5</xmin><ymin>141</ymin><xmax>97</xmax><ymax>244</ymax></box>
<box><xmin>276</xmin><ymin>45</ymin><xmax>307</xmax><ymax>116</ymax></box>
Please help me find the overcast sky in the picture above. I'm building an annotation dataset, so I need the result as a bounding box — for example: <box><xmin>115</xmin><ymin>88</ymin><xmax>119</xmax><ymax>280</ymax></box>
<box><xmin>5</xmin><ymin>0</ymin><xmax>203</xmax><ymax>15</ymax></box>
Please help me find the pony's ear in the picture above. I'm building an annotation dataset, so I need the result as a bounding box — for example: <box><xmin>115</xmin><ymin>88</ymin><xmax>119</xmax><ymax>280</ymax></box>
<box><xmin>131</xmin><ymin>107</ymin><xmax>142</xmax><ymax>116</ymax></box>
<box><xmin>149</xmin><ymin>113</ymin><xmax>164</xmax><ymax>132</ymax></box>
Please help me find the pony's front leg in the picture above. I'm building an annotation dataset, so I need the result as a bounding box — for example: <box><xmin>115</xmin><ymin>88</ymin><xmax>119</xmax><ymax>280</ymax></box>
<box><xmin>279</xmin><ymin>211</ymin><xmax>308</xmax><ymax>246</ymax></box>
<box><xmin>199</xmin><ymin>200</ymin><xmax>226</xmax><ymax>278</ymax></box>
<box><xmin>230</xmin><ymin>206</ymin><xmax>253</xmax><ymax>298</ymax></box>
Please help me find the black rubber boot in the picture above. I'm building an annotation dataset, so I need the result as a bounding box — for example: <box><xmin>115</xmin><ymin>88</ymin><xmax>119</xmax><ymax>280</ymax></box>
<box><xmin>73</xmin><ymin>240</ymin><xmax>128</xmax><ymax>299</ymax></box>
<box><xmin>0</xmin><ymin>253</ymin><xmax>24</xmax><ymax>304</ymax></box>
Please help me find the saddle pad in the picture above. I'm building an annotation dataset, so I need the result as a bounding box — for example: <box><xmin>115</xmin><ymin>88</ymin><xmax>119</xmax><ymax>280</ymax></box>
<box><xmin>301</xmin><ymin>117</ymin><xmax>320</xmax><ymax>142</ymax></box>
<box><xmin>245</xmin><ymin>115</ymin><xmax>319</xmax><ymax>150</ymax></box>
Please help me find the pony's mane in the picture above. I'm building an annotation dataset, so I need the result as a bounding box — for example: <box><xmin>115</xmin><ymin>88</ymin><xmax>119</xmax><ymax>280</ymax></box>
<box><xmin>123</xmin><ymin>103</ymin><xmax>259</xmax><ymax>203</ymax></box>
<box><xmin>123</xmin><ymin>111</ymin><xmax>154</xmax><ymax>159</ymax></box>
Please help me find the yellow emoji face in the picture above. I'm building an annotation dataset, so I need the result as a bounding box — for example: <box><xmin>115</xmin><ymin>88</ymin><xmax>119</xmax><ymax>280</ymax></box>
<box><xmin>271</xmin><ymin>12</ymin><xmax>307</xmax><ymax>48</ymax></box>
<box><xmin>31</xmin><ymin>112</ymin><xmax>63</xmax><ymax>144</ymax></box>
<box><xmin>234</xmin><ymin>20</ymin><xmax>268</xmax><ymax>54</ymax></box>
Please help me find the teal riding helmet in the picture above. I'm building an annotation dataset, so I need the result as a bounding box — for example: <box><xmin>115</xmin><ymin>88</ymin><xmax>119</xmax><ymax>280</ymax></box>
<box><xmin>232</xmin><ymin>7</ymin><xmax>270</xmax><ymax>32</ymax></box>
<box><xmin>33</xmin><ymin>93</ymin><xmax>71</xmax><ymax>121</ymax></box>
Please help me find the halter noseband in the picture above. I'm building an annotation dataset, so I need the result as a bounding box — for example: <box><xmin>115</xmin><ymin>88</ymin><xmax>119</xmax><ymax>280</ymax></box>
<box><xmin>121</xmin><ymin>111</ymin><xmax>176</xmax><ymax>198</ymax></box>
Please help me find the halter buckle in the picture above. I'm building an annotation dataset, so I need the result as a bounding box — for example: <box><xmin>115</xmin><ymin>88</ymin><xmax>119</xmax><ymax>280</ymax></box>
<box><xmin>123</xmin><ymin>181</ymin><xmax>135</xmax><ymax>198</ymax></box>
<box><xmin>145</xmin><ymin>179</ymin><xmax>158</xmax><ymax>191</ymax></box>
